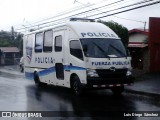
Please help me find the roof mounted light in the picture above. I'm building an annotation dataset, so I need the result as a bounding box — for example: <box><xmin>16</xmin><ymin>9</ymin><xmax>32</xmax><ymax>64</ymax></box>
<box><xmin>70</xmin><ymin>18</ymin><xmax>95</xmax><ymax>22</ymax></box>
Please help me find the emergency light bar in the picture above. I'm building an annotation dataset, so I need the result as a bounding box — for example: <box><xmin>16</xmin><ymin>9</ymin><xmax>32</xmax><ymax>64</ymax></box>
<box><xmin>70</xmin><ymin>18</ymin><xmax>95</xmax><ymax>22</ymax></box>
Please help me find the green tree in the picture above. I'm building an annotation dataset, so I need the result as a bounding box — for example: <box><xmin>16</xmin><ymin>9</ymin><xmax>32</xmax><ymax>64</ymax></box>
<box><xmin>15</xmin><ymin>33</ymin><xmax>23</xmax><ymax>56</ymax></box>
<box><xmin>98</xmin><ymin>20</ymin><xmax>129</xmax><ymax>47</ymax></box>
<box><xmin>0</xmin><ymin>28</ymin><xmax>23</xmax><ymax>55</ymax></box>
<box><xmin>0</xmin><ymin>31</ymin><xmax>12</xmax><ymax>47</ymax></box>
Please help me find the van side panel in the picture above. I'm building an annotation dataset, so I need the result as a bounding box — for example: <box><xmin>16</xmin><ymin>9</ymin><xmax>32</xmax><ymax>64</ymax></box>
<box><xmin>66</xmin><ymin>27</ymin><xmax>87</xmax><ymax>85</ymax></box>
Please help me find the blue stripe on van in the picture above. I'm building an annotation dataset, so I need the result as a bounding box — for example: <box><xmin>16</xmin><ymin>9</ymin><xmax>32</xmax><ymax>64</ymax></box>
<box><xmin>64</xmin><ymin>65</ymin><xmax>86</xmax><ymax>71</ymax></box>
<box><xmin>39</xmin><ymin>66</ymin><xmax>55</xmax><ymax>77</ymax></box>
<box><xmin>25</xmin><ymin>65</ymin><xmax>86</xmax><ymax>80</ymax></box>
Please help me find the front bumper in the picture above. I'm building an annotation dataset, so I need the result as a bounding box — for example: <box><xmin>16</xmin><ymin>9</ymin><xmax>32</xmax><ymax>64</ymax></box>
<box><xmin>86</xmin><ymin>75</ymin><xmax>134</xmax><ymax>88</ymax></box>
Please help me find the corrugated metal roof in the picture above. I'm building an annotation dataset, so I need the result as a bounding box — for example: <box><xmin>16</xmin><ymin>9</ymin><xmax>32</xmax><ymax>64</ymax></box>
<box><xmin>129</xmin><ymin>29</ymin><xmax>149</xmax><ymax>35</ymax></box>
<box><xmin>0</xmin><ymin>47</ymin><xmax>19</xmax><ymax>52</ymax></box>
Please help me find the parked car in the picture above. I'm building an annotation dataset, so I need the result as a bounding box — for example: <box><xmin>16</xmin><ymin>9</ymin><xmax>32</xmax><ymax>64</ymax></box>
<box><xmin>19</xmin><ymin>57</ymin><xmax>24</xmax><ymax>72</ymax></box>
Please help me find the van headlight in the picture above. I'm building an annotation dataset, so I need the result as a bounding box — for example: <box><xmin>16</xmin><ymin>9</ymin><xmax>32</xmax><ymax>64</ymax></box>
<box><xmin>126</xmin><ymin>68</ymin><xmax>132</xmax><ymax>76</ymax></box>
<box><xmin>87</xmin><ymin>69</ymin><xmax>99</xmax><ymax>77</ymax></box>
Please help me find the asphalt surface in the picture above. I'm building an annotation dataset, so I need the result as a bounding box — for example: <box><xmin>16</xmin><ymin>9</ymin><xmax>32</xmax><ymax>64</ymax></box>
<box><xmin>1</xmin><ymin>65</ymin><xmax>160</xmax><ymax>98</ymax></box>
<box><xmin>125</xmin><ymin>73</ymin><xmax>160</xmax><ymax>98</ymax></box>
<box><xmin>0</xmin><ymin>65</ymin><xmax>160</xmax><ymax>120</ymax></box>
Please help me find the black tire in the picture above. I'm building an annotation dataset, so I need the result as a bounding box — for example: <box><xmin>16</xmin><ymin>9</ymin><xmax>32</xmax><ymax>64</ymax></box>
<box><xmin>19</xmin><ymin>65</ymin><xmax>24</xmax><ymax>72</ymax></box>
<box><xmin>71</xmin><ymin>76</ymin><xmax>84</xmax><ymax>96</ymax></box>
<box><xmin>111</xmin><ymin>86</ymin><xmax>124</xmax><ymax>95</ymax></box>
<box><xmin>20</xmin><ymin>66</ymin><xmax>24</xmax><ymax>73</ymax></box>
<box><xmin>34</xmin><ymin>73</ymin><xmax>46</xmax><ymax>88</ymax></box>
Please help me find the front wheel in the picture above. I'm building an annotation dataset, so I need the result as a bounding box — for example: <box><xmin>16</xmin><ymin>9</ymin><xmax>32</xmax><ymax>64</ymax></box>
<box><xmin>71</xmin><ymin>76</ymin><xmax>84</xmax><ymax>96</ymax></box>
<box><xmin>111</xmin><ymin>86</ymin><xmax>124</xmax><ymax>95</ymax></box>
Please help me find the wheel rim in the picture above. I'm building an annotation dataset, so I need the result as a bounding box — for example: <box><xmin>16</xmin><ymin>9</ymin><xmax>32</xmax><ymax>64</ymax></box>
<box><xmin>73</xmin><ymin>81</ymin><xmax>80</xmax><ymax>94</ymax></box>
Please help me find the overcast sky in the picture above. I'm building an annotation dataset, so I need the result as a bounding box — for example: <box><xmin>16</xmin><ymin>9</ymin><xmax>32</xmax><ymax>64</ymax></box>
<box><xmin>0</xmin><ymin>0</ymin><xmax>160</xmax><ymax>32</ymax></box>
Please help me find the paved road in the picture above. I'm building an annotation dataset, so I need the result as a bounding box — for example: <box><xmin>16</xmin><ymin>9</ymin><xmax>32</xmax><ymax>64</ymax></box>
<box><xmin>0</xmin><ymin>71</ymin><xmax>160</xmax><ymax>120</ymax></box>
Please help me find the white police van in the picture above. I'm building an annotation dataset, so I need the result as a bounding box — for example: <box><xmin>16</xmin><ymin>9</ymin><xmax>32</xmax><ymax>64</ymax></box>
<box><xmin>24</xmin><ymin>18</ymin><xmax>134</xmax><ymax>95</ymax></box>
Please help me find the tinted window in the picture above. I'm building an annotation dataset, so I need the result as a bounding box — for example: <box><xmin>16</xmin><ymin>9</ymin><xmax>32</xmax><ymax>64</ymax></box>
<box><xmin>44</xmin><ymin>30</ymin><xmax>53</xmax><ymax>52</ymax></box>
<box><xmin>55</xmin><ymin>35</ymin><xmax>62</xmax><ymax>52</ymax></box>
<box><xmin>81</xmin><ymin>38</ymin><xmax>127</xmax><ymax>58</ymax></box>
<box><xmin>70</xmin><ymin>40</ymin><xmax>83</xmax><ymax>60</ymax></box>
<box><xmin>55</xmin><ymin>63</ymin><xmax>64</xmax><ymax>80</ymax></box>
<box><xmin>35</xmin><ymin>32</ymin><xmax>43</xmax><ymax>52</ymax></box>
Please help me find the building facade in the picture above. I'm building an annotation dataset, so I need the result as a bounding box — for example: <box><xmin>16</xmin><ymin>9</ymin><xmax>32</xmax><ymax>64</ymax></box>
<box><xmin>0</xmin><ymin>47</ymin><xmax>20</xmax><ymax>65</ymax></box>
<box><xmin>128</xmin><ymin>17</ymin><xmax>160</xmax><ymax>73</ymax></box>
<box><xmin>128</xmin><ymin>29</ymin><xmax>149</xmax><ymax>73</ymax></box>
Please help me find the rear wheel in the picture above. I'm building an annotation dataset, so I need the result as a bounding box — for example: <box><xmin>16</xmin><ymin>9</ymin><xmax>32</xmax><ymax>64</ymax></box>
<box><xmin>71</xmin><ymin>76</ymin><xmax>84</xmax><ymax>96</ymax></box>
<box><xmin>34</xmin><ymin>72</ymin><xmax>46</xmax><ymax>88</ymax></box>
<box><xmin>111</xmin><ymin>86</ymin><xmax>124</xmax><ymax>95</ymax></box>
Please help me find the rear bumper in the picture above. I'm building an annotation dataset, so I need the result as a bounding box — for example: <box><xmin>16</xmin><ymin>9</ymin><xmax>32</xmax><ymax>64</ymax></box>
<box><xmin>86</xmin><ymin>75</ymin><xmax>134</xmax><ymax>88</ymax></box>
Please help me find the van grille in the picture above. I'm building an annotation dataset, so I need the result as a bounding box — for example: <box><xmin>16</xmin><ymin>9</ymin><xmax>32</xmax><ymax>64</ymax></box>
<box><xmin>96</xmin><ymin>69</ymin><xmax>127</xmax><ymax>79</ymax></box>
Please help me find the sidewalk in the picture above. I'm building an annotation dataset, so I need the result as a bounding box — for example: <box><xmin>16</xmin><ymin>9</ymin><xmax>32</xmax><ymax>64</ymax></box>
<box><xmin>125</xmin><ymin>73</ymin><xmax>160</xmax><ymax>98</ymax></box>
<box><xmin>0</xmin><ymin>65</ymin><xmax>24</xmax><ymax>76</ymax></box>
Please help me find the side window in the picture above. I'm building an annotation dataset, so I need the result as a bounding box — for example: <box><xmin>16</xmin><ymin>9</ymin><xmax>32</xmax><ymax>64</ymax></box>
<box><xmin>35</xmin><ymin>32</ymin><xmax>43</xmax><ymax>52</ymax></box>
<box><xmin>70</xmin><ymin>40</ymin><xmax>83</xmax><ymax>60</ymax></box>
<box><xmin>44</xmin><ymin>30</ymin><xmax>53</xmax><ymax>52</ymax></box>
<box><xmin>26</xmin><ymin>35</ymin><xmax>33</xmax><ymax>59</ymax></box>
<box><xmin>55</xmin><ymin>35</ymin><xmax>62</xmax><ymax>52</ymax></box>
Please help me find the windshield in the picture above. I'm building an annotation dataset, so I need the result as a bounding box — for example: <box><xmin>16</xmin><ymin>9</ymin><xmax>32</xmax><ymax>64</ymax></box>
<box><xmin>80</xmin><ymin>38</ymin><xmax>127</xmax><ymax>58</ymax></box>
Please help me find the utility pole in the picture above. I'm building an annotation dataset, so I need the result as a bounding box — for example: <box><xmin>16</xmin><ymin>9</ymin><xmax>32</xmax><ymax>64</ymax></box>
<box><xmin>11</xmin><ymin>26</ymin><xmax>15</xmax><ymax>41</ymax></box>
<box><xmin>0</xmin><ymin>49</ymin><xmax>2</xmax><ymax>65</ymax></box>
<box><xmin>144</xmin><ymin>22</ymin><xmax>146</xmax><ymax>31</ymax></box>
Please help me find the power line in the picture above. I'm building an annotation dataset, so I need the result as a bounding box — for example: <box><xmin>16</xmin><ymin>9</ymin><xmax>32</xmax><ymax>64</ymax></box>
<box><xmin>112</xmin><ymin>16</ymin><xmax>145</xmax><ymax>23</ymax></box>
<box><xmin>5</xmin><ymin>2</ymin><xmax>91</xmax><ymax>31</ymax></box>
<box><xmin>15</xmin><ymin>0</ymin><xmax>160</xmax><ymax>32</ymax></box>
<box><xmin>66</xmin><ymin>0</ymin><xmax>125</xmax><ymax>18</ymax></box>
<box><xmin>23</xmin><ymin>0</ymin><xmax>110</xmax><ymax>26</ymax></box>
<box><xmin>26</xmin><ymin>4</ymin><xmax>90</xmax><ymax>25</ymax></box>
<box><xmin>15</xmin><ymin>0</ymin><xmax>126</xmax><ymax>31</ymax></box>
<box><xmin>32</xmin><ymin>0</ymin><xmax>139</xmax><ymax>25</ymax></box>
<box><xmin>95</xmin><ymin>0</ymin><xmax>160</xmax><ymax>19</ymax></box>
<box><xmin>74</xmin><ymin>0</ymin><xmax>125</xmax><ymax>17</ymax></box>
<box><xmin>75</xmin><ymin>0</ymin><xmax>147</xmax><ymax>23</ymax></box>
<box><xmin>87</xmin><ymin>0</ymin><xmax>155</xmax><ymax>18</ymax></box>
